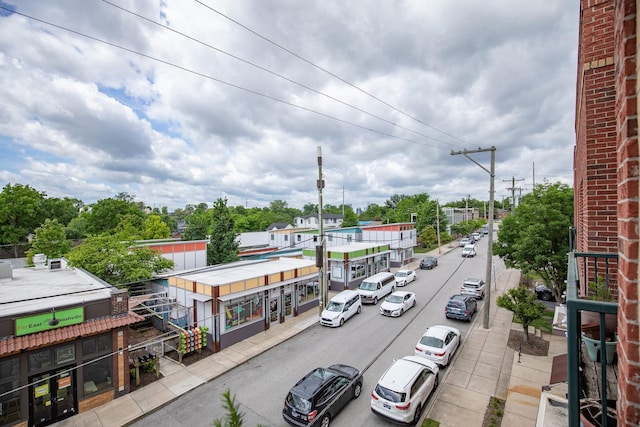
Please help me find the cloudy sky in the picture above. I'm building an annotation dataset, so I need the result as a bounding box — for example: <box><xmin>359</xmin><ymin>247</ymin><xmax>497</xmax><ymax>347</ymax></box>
<box><xmin>0</xmin><ymin>1</ymin><xmax>578</xmax><ymax>212</ymax></box>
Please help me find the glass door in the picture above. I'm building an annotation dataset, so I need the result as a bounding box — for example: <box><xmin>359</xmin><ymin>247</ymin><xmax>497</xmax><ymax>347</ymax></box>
<box><xmin>30</xmin><ymin>368</ymin><xmax>76</xmax><ymax>426</ymax></box>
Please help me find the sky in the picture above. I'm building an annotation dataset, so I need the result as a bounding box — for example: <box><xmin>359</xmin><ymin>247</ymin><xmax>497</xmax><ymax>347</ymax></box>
<box><xmin>0</xmin><ymin>1</ymin><xmax>579</xmax><ymax>212</ymax></box>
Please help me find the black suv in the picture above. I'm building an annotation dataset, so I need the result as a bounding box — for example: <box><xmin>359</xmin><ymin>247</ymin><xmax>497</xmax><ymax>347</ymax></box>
<box><xmin>283</xmin><ymin>364</ymin><xmax>363</xmax><ymax>427</ymax></box>
<box><xmin>444</xmin><ymin>294</ymin><xmax>478</xmax><ymax>322</ymax></box>
<box><xmin>420</xmin><ymin>256</ymin><xmax>438</xmax><ymax>270</ymax></box>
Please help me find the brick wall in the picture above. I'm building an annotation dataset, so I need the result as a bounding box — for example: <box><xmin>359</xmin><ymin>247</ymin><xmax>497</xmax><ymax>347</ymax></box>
<box><xmin>78</xmin><ymin>390</ymin><xmax>114</xmax><ymax>413</ymax></box>
<box><xmin>614</xmin><ymin>1</ymin><xmax>640</xmax><ymax>424</ymax></box>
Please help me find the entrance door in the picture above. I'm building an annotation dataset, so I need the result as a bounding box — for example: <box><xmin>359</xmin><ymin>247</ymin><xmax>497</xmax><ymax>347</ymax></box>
<box><xmin>30</xmin><ymin>368</ymin><xmax>76</xmax><ymax>426</ymax></box>
<box><xmin>283</xmin><ymin>291</ymin><xmax>293</xmax><ymax>319</ymax></box>
<box><xmin>269</xmin><ymin>297</ymin><xmax>279</xmax><ymax>323</ymax></box>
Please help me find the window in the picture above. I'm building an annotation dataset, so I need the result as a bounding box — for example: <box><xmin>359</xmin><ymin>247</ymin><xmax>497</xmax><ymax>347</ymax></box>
<box><xmin>0</xmin><ymin>357</ymin><xmax>21</xmax><ymax>423</ymax></box>
<box><xmin>29</xmin><ymin>349</ymin><xmax>53</xmax><ymax>371</ymax></box>
<box><xmin>271</xmin><ymin>234</ymin><xmax>274</xmax><ymax>241</ymax></box>
<box><xmin>82</xmin><ymin>334</ymin><xmax>113</xmax><ymax>395</ymax></box>
<box><xmin>297</xmin><ymin>235</ymin><xmax>301</xmax><ymax>242</ymax></box>
<box><xmin>350</xmin><ymin>263</ymin><xmax>365</xmax><ymax>280</ymax></box>
<box><xmin>298</xmin><ymin>280</ymin><xmax>319</xmax><ymax>304</ymax></box>
<box><xmin>224</xmin><ymin>294</ymin><xmax>264</xmax><ymax>330</ymax></box>
<box><xmin>284</xmin><ymin>235</ymin><xmax>289</xmax><ymax>241</ymax></box>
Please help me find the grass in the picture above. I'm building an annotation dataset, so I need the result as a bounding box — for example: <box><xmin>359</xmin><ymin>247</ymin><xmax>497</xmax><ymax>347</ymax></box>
<box><xmin>421</xmin><ymin>419</ymin><xmax>440</xmax><ymax>427</ymax></box>
<box><xmin>513</xmin><ymin>308</ymin><xmax>554</xmax><ymax>334</ymax></box>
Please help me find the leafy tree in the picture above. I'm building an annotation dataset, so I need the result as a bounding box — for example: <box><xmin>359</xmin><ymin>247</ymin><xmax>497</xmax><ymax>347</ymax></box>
<box><xmin>86</xmin><ymin>198</ymin><xmax>145</xmax><ymax>235</ymax></box>
<box><xmin>360</xmin><ymin>203</ymin><xmax>386</xmax><ymax>221</ymax></box>
<box><xmin>0</xmin><ymin>183</ymin><xmax>46</xmax><ymax>257</ymax></box>
<box><xmin>26</xmin><ymin>219</ymin><xmax>71</xmax><ymax>264</ymax></box>
<box><xmin>66</xmin><ymin>214</ymin><xmax>89</xmax><ymax>240</ymax></box>
<box><xmin>302</xmin><ymin>203</ymin><xmax>317</xmax><ymax>215</ymax></box>
<box><xmin>493</xmin><ymin>181</ymin><xmax>573</xmax><ymax>300</ymax></box>
<box><xmin>41</xmin><ymin>196</ymin><xmax>81</xmax><ymax>226</ymax></box>
<box><xmin>208</xmin><ymin>198</ymin><xmax>239</xmax><ymax>265</ymax></box>
<box><xmin>65</xmin><ymin>234</ymin><xmax>174</xmax><ymax>285</ymax></box>
<box><xmin>183</xmin><ymin>210</ymin><xmax>211</xmax><ymax>240</ymax></box>
<box><xmin>340</xmin><ymin>205</ymin><xmax>359</xmax><ymax>227</ymax></box>
<box><xmin>496</xmin><ymin>286</ymin><xmax>546</xmax><ymax>345</ymax></box>
<box><xmin>143</xmin><ymin>215</ymin><xmax>171</xmax><ymax>239</ymax></box>
<box><xmin>114</xmin><ymin>214</ymin><xmax>146</xmax><ymax>240</ymax></box>
<box><xmin>419</xmin><ymin>225</ymin><xmax>438</xmax><ymax>247</ymax></box>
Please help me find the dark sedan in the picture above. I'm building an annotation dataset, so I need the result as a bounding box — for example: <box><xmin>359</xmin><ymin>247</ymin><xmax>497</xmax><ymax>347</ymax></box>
<box><xmin>420</xmin><ymin>256</ymin><xmax>438</xmax><ymax>269</ymax></box>
<box><xmin>283</xmin><ymin>364</ymin><xmax>362</xmax><ymax>427</ymax></box>
<box><xmin>535</xmin><ymin>284</ymin><xmax>556</xmax><ymax>301</ymax></box>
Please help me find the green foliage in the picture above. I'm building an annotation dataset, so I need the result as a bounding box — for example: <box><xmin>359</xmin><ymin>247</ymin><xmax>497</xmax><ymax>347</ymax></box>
<box><xmin>207</xmin><ymin>198</ymin><xmax>240</xmax><ymax>265</ymax></box>
<box><xmin>40</xmin><ymin>197</ymin><xmax>81</xmax><ymax>226</ymax></box>
<box><xmin>86</xmin><ymin>198</ymin><xmax>145</xmax><ymax>235</ymax></box>
<box><xmin>183</xmin><ymin>210</ymin><xmax>211</xmax><ymax>240</ymax></box>
<box><xmin>66</xmin><ymin>214</ymin><xmax>89</xmax><ymax>239</ymax></box>
<box><xmin>65</xmin><ymin>234</ymin><xmax>174</xmax><ymax>285</ymax></box>
<box><xmin>419</xmin><ymin>225</ymin><xmax>438</xmax><ymax>247</ymax></box>
<box><xmin>588</xmin><ymin>275</ymin><xmax>613</xmax><ymax>301</ymax></box>
<box><xmin>496</xmin><ymin>286</ymin><xmax>546</xmax><ymax>344</ymax></box>
<box><xmin>0</xmin><ymin>183</ymin><xmax>46</xmax><ymax>256</ymax></box>
<box><xmin>212</xmin><ymin>389</ymin><xmax>244</xmax><ymax>427</ymax></box>
<box><xmin>114</xmin><ymin>214</ymin><xmax>146</xmax><ymax>240</ymax></box>
<box><xmin>26</xmin><ymin>219</ymin><xmax>71</xmax><ymax>264</ymax></box>
<box><xmin>143</xmin><ymin>215</ymin><xmax>171</xmax><ymax>239</ymax></box>
<box><xmin>493</xmin><ymin>181</ymin><xmax>573</xmax><ymax>299</ymax></box>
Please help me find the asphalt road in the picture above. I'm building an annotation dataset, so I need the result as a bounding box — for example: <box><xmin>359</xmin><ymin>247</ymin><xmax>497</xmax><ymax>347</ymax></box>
<box><xmin>131</xmin><ymin>239</ymin><xmax>504</xmax><ymax>427</ymax></box>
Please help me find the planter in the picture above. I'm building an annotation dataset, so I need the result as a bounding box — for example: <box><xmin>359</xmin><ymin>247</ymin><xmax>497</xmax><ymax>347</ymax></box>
<box><xmin>581</xmin><ymin>333</ymin><xmax>617</xmax><ymax>364</ymax></box>
<box><xmin>580</xmin><ymin>399</ymin><xmax>617</xmax><ymax>427</ymax></box>
<box><xmin>581</xmin><ymin>311</ymin><xmax>617</xmax><ymax>335</ymax></box>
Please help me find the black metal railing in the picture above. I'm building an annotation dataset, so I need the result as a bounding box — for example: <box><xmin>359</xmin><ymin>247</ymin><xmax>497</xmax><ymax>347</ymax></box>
<box><xmin>566</xmin><ymin>250</ymin><xmax>618</xmax><ymax>427</ymax></box>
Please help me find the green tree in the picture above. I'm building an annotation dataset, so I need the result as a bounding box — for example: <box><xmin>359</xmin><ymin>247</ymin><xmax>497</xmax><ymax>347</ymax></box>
<box><xmin>26</xmin><ymin>219</ymin><xmax>71</xmax><ymax>264</ymax></box>
<box><xmin>208</xmin><ymin>198</ymin><xmax>239</xmax><ymax>265</ymax></box>
<box><xmin>340</xmin><ymin>205</ymin><xmax>359</xmax><ymax>227</ymax></box>
<box><xmin>183</xmin><ymin>210</ymin><xmax>211</xmax><ymax>240</ymax></box>
<box><xmin>65</xmin><ymin>234</ymin><xmax>174</xmax><ymax>285</ymax></box>
<box><xmin>143</xmin><ymin>215</ymin><xmax>171</xmax><ymax>239</ymax></box>
<box><xmin>0</xmin><ymin>183</ymin><xmax>46</xmax><ymax>257</ymax></box>
<box><xmin>419</xmin><ymin>225</ymin><xmax>438</xmax><ymax>247</ymax></box>
<box><xmin>86</xmin><ymin>198</ymin><xmax>145</xmax><ymax>235</ymax></box>
<box><xmin>493</xmin><ymin>181</ymin><xmax>573</xmax><ymax>300</ymax></box>
<box><xmin>41</xmin><ymin>196</ymin><xmax>81</xmax><ymax>226</ymax></box>
<box><xmin>496</xmin><ymin>286</ymin><xmax>546</xmax><ymax>345</ymax></box>
<box><xmin>66</xmin><ymin>214</ymin><xmax>89</xmax><ymax>240</ymax></box>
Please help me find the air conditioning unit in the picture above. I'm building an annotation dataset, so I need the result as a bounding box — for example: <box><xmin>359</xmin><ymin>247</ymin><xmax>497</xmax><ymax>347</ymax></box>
<box><xmin>48</xmin><ymin>258</ymin><xmax>63</xmax><ymax>270</ymax></box>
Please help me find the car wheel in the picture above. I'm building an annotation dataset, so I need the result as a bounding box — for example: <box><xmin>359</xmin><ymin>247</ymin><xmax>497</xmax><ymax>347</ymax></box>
<box><xmin>434</xmin><ymin>373</ymin><xmax>439</xmax><ymax>389</ymax></box>
<box><xmin>373</xmin><ymin>297</ymin><xmax>378</xmax><ymax>305</ymax></box>
<box><xmin>541</xmin><ymin>292</ymin><xmax>552</xmax><ymax>301</ymax></box>
<box><xmin>340</xmin><ymin>318</ymin><xmax>344</xmax><ymax>327</ymax></box>
<box><xmin>319</xmin><ymin>414</ymin><xmax>331</xmax><ymax>427</ymax></box>
<box><xmin>353</xmin><ymin>382</ymin><xmax>362</xmax><ymax>399</ymax></box>
<box><xmin>400</xmin><ymin>308</ymin><xmax>404</xmax><ymax>316</ymax></box>
<box><xmin>412</xmin><ymin>300</ymin><xmax>416</xmax><ymax>307</ymax></box>
<box><xmin>357</xmin><ymin>305</ymin><xmax>362</xmax><ymax>314</ymax></box>
<box><xmin>412</xmin><ymin>404</ymin><xmax>423</xmax><ymax>425</ymax></box>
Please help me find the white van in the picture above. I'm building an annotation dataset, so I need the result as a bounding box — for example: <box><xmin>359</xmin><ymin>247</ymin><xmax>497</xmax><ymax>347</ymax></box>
<box><xmin>320</xmin><ymin>290</ymin><xmax>362</xmax><ymax>327</ymax></box>
<box><xmin>358</xmin><ymin>272</ymin><xmax>396</xmax><ymax>304</ymax></box>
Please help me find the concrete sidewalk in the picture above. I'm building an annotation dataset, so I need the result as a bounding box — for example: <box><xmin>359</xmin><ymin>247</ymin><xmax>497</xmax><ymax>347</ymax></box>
<box><xmin>56</xmin><ymin>247</ymin><xmax>568</xmax><ymax>427</ymax></box>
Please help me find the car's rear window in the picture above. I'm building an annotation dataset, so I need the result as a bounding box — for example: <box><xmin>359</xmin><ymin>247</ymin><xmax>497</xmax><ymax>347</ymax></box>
<box><xmin>464</xmin><ymin>283</ymin><xmax>479</xmax><ymax>289</ymax></box>
<box><xmin>420</xmin><ymin>336</ymin><xmax>444</xmax><ymax>348</ymax></box>
<box><xmin>286</xmin><ymin>393</ymin><xmax>311</xmax><ymax>412</ymax></box>
<box><xmin>447</xmin><ymin>300</ymin><xmax>465</xmax><ymax>308</ymax></box>
<box><xmin>374</xmin><ymin>384</ymin><xmax>405</xmax><ymax>403</ymax></box>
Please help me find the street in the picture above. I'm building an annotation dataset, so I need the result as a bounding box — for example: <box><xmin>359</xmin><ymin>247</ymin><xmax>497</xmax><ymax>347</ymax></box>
<box><xmin>131</xmin><ymin>240</ymin><xmax>504</xmax><ymax>427</ymax></box>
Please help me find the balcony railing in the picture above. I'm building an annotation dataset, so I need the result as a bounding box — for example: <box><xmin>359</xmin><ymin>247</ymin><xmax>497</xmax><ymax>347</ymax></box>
<box><xmin>566</xmin><ymin>250</ymin><xmax>618</xmax><ymax>427</ymax></box>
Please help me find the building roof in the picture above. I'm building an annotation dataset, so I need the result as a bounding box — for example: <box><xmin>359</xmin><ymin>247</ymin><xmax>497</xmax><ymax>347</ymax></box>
<box><xmin>266</xmin><ymin>222</ymin><xmax>292</xmax><ymax>230</ymax></box>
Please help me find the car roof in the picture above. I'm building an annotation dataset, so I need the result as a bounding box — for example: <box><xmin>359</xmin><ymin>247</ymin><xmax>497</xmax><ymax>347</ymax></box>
<box><xmin>423</xmin><ymin>325</ymin><xmax>459</xmax><ymax>340</ymax></box>
<box><xmin>330</xmin><ymin>290</ymin><xmax>359</xmax><ymax>302</ymax></box>
<box><xmin>290</xmin><ymin>367</ymin><xmax>343</xmax><ymax>398</ymax></box>
<box><xmin>463</xmin><ymin>244</ymin><xmax>475</xmax><ymax>249</ymax></box>
<box><xmin>389</xmin><ymin>290</ymin><xmax>412</xmax><ymax>297</ymax></box>
<box><xmin>464</xmin><ymin>278</ymin><xmax>483</xmax><ymax>284</ymax></box>
<box><xmin>449</xmin><ymin>293</ymin><xmax>471</xmax><ymax>301</ymax></box>
<box><xmin>395</xmin><ymin>269</ymin><xmax>412</xmax><ymax>274</ymax></box>
<box><xmin>378</xmin><ymin>356</ymin><xmax>437</xmax><ymax>391</ymax></box>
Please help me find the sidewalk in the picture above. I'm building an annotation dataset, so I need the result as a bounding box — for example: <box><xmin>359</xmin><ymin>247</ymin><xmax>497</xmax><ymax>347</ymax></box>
<box><xmin>56</xmin><ymin>246</ymin><xmax>568</xmax><ymax>427</ymax></box>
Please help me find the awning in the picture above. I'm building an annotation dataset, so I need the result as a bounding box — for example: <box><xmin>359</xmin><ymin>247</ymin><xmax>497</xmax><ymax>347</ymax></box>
<box><xmin>549</xmin><ymin>353</ymin><xmax>568</xmax><ymax>384</ymax></box>
<box><xmin>191</xmin><ymin>293</ymin><xmax>213</xmax><ymax>302</ymax></box>
<box><xmin>216</xmin><ymin>273</ymin><xmax>317</xmax><ymax>301</ymax></box>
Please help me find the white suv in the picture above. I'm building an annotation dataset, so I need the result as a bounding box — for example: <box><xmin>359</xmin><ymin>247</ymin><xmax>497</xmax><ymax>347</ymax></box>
<box><xmin>461</xmin><ymin>278</ymin><xmax>485</xmax><ymax>299</ymax></box>
<box><xmin>370</xmin><ymin>356</ymin><xmax>439</xmax><ymax>425</ymax></box>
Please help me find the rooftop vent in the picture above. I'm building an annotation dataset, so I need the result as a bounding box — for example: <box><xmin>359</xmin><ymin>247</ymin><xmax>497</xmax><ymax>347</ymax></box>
<box><xmin>33</xmin><ymin>253</ymin><xmax>47</xmax><ymax>269</ymax></box>
<box><xmin>48</xmin><ymin>258</ymin><xmax>64</xmax><ymax>271</ymax></box>
<box><xmin>0</xmin><ymin>261</ymin><xmax>12</xmax><ymax>280</ymax></box>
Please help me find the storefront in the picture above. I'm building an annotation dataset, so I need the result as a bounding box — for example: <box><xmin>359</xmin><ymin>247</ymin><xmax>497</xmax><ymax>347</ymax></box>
<box><xmin>164</xmin><ymin>257</ymin><xmax>319</xmax><ymax>352</ymax></box>
<box><xmin>0</xmin><ymin>261</ymin><xmax>141</xmax><ymax>427</ymax></box>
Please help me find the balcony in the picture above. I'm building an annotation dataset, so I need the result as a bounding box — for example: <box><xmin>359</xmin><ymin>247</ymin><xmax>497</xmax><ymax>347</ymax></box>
<box><xmin>566</xmin><ymin>250</ymin><xmax>618</xmax><ymax>426</ymax></box>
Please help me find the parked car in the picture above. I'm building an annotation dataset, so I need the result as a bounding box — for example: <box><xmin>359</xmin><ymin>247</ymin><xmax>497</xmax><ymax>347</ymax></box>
<box><xmin>371</xmin><ymin>356</ymin><xmax>439</xmax><ymax>425</ymax></box>
<box><xmin>320</xmin><ymin>290</ymin><xmax>361</xmax><ymax>327</ymax></box>
<box><xmin>379</xmin><ymin>291</ymin><xmax>416</xmax><ymax>317</ymax></box>
<box><xmin>358</xmin><ymin>272</ymin><xmax>396</xmax><ymax>304</ymax></box>
<box><xmin>415</xmin><ymin>325</ymin><xmax>461</xmax><ymax>367</ymax></box>
<box><xmin>472</xmin><ymin>232</ymin><xmax>482</xmax><ymax>241</ymax></box>
<box><xmin>444</xmin><ymin>294</ymin><xmax>478</xmax><ymax>322</ymax></box>
<box><xmin>283</xmin><ymin>364</ymin><xmax>363</xmax><ymax>427</ymax></box>
<box><xmin>461</xmin><ymin>278</ymin><xmax>485</xmax><ymax>299</ymax></box>
<box><xmin>535</xmin><ymin>283</ymin><xmax>556</xmax><ymax>302</ymax></box>
<box><xmin>419</xmin><ymin>256</ymin><xmax>438</xmax><ymax>270</ymax></box>
<box><xmin>394</xmin><ymin>269</ymin><xmax>416</xmax><ymax>286</ymax></box>
<box><xmin>461</xmin><ymin>244</ymin><xmax>476</xmax><ymax>257</ymax></box>
<box><xmin>459</xmin><ymin>237</ymin><xmax>472</xmax><ymax>247</ymax></box>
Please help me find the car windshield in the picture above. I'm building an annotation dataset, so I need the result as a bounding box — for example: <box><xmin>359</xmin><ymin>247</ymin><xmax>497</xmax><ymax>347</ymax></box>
<box><xmin>396</xmin><ymin>272</ymin><xmax>407</xmax><ymax>277</ymax></box>
<box><xmin>286</xmin><ymin>393</ymin><xmax>311</xmax><ymax>412</ymax></box>
<box><xmin>359</xmin><ymin>281</ymin><xmax>376</xmax><ymax>291</ymax></box>
<box><xmin>386</xmin><ymin>295</ymin><xmax>403</xmax><ymax>303</ymax></box>
<box><xmin>420</xmin><ymin>336</ymin><xmax>444</xmax><ymax>348</ymax></box>
<box><xmin>374</xmin><ymin>384</ymin><xmax>405</xmax><ymax>403</ymax></box>
<box><xmin>325</xmin><ymin>301</ymin><xmax>344</xmax><ymax>312</ymax></box>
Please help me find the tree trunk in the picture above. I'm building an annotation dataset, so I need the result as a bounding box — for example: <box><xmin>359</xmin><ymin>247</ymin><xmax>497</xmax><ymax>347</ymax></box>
<box><xmin>522</xmin><ymin>323</ymin><xmax>530</xmax><ymax>345</ymax></box>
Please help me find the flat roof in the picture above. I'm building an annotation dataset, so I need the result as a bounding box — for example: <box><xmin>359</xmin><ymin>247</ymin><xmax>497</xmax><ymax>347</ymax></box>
<box><xmin>0</xmin><ymin>266</ymin><xmax>113</xmax><ymax>318</ymax></box>
<box><xmin>175</xmin><ymin>257</ymin><xmax>317</xmax><ymax>287</ymax></box>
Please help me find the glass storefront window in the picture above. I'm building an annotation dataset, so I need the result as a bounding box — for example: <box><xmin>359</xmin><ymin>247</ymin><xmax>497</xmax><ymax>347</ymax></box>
<box><xmin>56</xmin><ymin>345</ymin><xmax>75</xmax><ymax>365</ymax></box>
<box><xmin>83</xmin><ymin>357</ymin><xmax>112</xmax><ymax>395</ymax></box>
<box><xmin>350</xmin><ymin>263</ymin><xmax>365</xmax><ymax>280</ymax></box>
<box><xmin>0</xmin><ymin>357</ymin><xmax>21</xmax><ymax>423</ymax></box>
<box><xmin>29</xmin><ymin>349</ymin><xmax>53</xmax><ymax>371</ymax></box>
<box><xmin>298</xmin><ymin>280</ymin><xmax>319</xmax><ymax>304</ymax></box>
<box><xmin>224</xmin><ymin>295</ymin><xmax>263</xmax><ymax>330</ymax></box>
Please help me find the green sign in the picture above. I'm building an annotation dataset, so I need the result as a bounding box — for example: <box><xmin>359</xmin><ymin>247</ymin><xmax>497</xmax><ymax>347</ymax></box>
<box><xmin>15</xmin><ymin>307</ymin><xmax>84</xmax><ymax>336</ymax></box>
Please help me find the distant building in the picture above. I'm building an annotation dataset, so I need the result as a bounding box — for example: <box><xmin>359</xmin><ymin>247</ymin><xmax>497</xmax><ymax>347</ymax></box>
<box><xmin>294</xmin><ymin>213</ymin><xmax>343</xmax><ymax>229</ymax></box>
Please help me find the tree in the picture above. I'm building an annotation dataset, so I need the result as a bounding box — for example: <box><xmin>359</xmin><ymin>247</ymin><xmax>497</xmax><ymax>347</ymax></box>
<box><xmin>114</xmin><ymin>214</ymin><xmax>146</xmax><ymax>240</ymax></box>
<box><xmin>40</xmin><ymin>196</ymin><xmax>81</xmax><ymax>226</ymax></box>
<box><xmin>493</xmin><ymin>181</ymin><xmax>573</xmax><ymax>300</ymax></box>
<box><xmin>65</xmin><ymin>234</ymin><xmax>174</xmax><ymax>285</ymax></box>
<box><xmin>26</xmin><ymin>219</ymin><xmax>71</xmax><ymax>264</ymax></box>
<box><xmin>340</xmin><ymin>205</ymin><xmax>359</xmax><ymax>227</ymax></box>
<box><xmin>86</xmin><ymin>198</ymin><xmax>145</xmax><ymax>235</ymax></box>
<box><xmin>66</xmin><ymin>214</ymin><xmax>89</xmax><ymax>240</ymax></box>
<box><xmin>496</xmin><ymin>286</ymin><xmax>546</xmax><ymax>345</ymax></box>
<box><xmin>143</xmin><ymin>215</ymin><xmax>171</xmax><ymax>239</ymax></box>
<box><xmin>0</xmin><ymin>183</ymin><xmax>46</xmax><ymax>257</ymax></box>
<box><xmin>208</xmin><ymin>198</ymin><xmax>239</xmax><ymax>265</ymax></box>
<box><xmin>182</xmin><ymin>210</ymin><xmax>211</xmax><ymax>240</ymax></box>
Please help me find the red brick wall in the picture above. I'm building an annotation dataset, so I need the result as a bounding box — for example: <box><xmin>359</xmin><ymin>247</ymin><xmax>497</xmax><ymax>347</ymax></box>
<box><xmin>614</xmin><ymin>1</ymin><xmax>640</xmax><ymax>424</ymax></box>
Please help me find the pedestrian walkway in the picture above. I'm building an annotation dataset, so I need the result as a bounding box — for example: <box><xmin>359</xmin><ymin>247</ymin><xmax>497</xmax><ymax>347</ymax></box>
<box><xmin>56</xmin><ymin>245</ymin><xmax>569</xmax><ymax>427</ymax></box>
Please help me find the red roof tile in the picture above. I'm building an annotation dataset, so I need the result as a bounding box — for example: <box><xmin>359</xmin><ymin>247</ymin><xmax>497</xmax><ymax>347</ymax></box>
<box><xmin>0</xmin><ymin>312</ymin><xmax>144</xmax><ymax>357</ymax></box>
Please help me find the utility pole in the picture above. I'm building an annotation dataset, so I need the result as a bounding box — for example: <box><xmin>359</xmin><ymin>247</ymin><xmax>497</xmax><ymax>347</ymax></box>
<box><xmin>436</xmin><ymin>200</ymin><xmax>442</xmax><ymax>254</ymax></box>
<box><xmin>316</xmin><ymin>147</ymin><xmax>327</xmax><ymax>315</ymax></box>
<box><xmin>503</xmin><ymin>176</ymin><xmax>524</xmax><ymax>214</ymax></box>
<box><xmin>451</xmin><ymin>147</ymin><xmax>496</xmax><ymax>329</ymax></box>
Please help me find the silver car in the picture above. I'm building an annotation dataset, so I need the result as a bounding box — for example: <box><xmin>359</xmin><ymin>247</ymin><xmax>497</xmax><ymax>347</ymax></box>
<box><xmin>460</xmin><ymin>278</ymin><xmax>485</xmax><ymax>300</ymax></box>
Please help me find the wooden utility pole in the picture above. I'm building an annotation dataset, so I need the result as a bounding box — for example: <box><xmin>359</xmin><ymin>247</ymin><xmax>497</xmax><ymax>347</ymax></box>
<box><xmin>451</xmin><ymin>147</ymin><xmax>496</xmax><ymax>329</ymax></box>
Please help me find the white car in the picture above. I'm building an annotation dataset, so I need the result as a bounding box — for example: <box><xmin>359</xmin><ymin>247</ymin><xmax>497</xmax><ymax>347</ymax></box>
<box><xmin>415</xmin><ymin>325</ymin><xmax>461</xmax><ymax>367</ymax></box>
<box><xmin>379</xmin><ymin>291</ymin><xmax>416</xmax><ymax>317</ymax></box>
<box><xmin>371</xmin><ymin>356</ymin><xmax>440</xmax><ymax>425</ymax></box>
<box><xmin>394</xmin><ymin>269</ymin><xmax>416</xmax><ymax>286</ymax></box>
<box><xmin>461</xmin><ymin>244</ymin><xmax>476</xmax><ymax>257</ymax></box>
